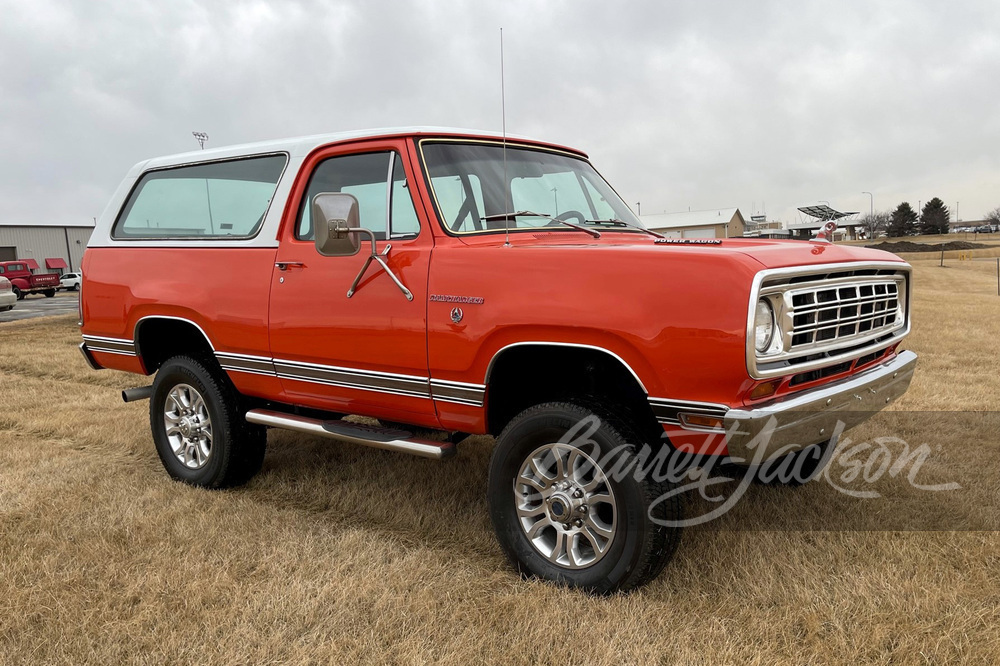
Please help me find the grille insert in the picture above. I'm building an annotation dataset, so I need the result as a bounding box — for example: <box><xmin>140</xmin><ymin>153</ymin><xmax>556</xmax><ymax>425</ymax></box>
<box><xmin>787</xmin><ymin>280</ymin><xmax>901</xmax><ymax>350</ymax></box>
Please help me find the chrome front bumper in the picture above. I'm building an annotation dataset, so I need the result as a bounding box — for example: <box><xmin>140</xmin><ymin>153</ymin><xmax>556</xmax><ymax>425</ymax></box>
<box><xmin>724</xmin><ymin>350</ymin><xmax>918</xmax><ymax>465</ymax></box>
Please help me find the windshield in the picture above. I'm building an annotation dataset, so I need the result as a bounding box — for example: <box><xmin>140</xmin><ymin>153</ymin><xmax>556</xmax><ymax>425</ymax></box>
<box><xmin>420</xmin><ymin>142</ymin><xmax>644</xmax><ymax>235</ymax></box>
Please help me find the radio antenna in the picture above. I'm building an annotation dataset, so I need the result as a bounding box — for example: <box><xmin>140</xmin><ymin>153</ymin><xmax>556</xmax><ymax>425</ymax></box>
<box><xmin>501</xmin><ymin>27</ymin><xmax>510</xmax><ymax>247</ymax></box>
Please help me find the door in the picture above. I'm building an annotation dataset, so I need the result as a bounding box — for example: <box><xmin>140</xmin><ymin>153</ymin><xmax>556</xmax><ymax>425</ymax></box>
<box><xmin>268</xmin><ymin>140</ymin><xmax>439</xmax><ymax>427</ymax></box>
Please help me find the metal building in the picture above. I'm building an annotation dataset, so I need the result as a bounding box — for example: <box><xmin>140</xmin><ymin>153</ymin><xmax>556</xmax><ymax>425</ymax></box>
<box><xmin>639</xmin><ymin>208</ymin><xmax>746</xmax><ymax>239</ymax></box>
<box><xmin>0</xmin><ymin>223</ymin><xmax>94</xmax><ymax>273</ymax></box>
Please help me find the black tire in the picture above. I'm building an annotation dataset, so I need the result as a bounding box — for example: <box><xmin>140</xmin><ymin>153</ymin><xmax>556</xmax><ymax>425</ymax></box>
<box><xmin>44</xmin><ymin>289</ymin><xmax>56</xmax><ymax>298</ymax></box>
<box><xmin>488</xmin><ymin>402</ymin><xmax>682</xmax><ymax>594</ymax></box>
<box><xmin>150</xmin><ymin>355</ymin><xmax>266</xmax><ymax>488</ymax></box>
<box><xmin>12</xmin><ymin>286</ymin><xmax>23</xmax><ymax>300</ymax></box>
<box><xmin>751</xmin><ymin>440</ymin><xmax>832</xmax><ymax>487</ymax></box>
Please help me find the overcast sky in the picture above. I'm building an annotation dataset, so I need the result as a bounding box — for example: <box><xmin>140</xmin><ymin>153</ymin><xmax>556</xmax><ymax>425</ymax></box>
<box><xmin>2</xmin><ymin>0</ymin><xmax>998</xmax><ymax>227</ymax></box>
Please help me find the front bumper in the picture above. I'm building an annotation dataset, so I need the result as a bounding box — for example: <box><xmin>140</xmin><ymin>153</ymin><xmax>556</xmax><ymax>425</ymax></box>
<box><xmin>724</xmin><ymin>350</ymin><xmax>918</xmax><ymax>464</ymax></box>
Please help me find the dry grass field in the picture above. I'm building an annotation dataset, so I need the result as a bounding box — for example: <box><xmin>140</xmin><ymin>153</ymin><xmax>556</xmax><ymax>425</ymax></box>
<box><xmin>2</xmin><ymin>260</ymin><xmax>999</xmax><ymax>664</ymax></box>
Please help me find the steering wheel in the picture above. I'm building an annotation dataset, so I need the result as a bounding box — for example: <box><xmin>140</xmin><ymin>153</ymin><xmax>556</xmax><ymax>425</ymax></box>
<box><xmin>546</xmin><ymin>210</ymin><xmax>586</xmax><ymax>226</ymax></box>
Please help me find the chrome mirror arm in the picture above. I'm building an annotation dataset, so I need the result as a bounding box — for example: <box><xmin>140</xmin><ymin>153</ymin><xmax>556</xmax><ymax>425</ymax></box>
<box><xmin>345</xmin><ymin>229</ymin><xmax>413</xmax><ymax>301</ymax></box>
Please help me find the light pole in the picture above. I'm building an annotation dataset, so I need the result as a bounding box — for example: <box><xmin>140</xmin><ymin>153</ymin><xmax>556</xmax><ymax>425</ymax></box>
<box><xmin>862</xmin><ymin>191</ymin><xmax>873</xmax><ymax>217</ymax></box>
<box><xmin>636</xmin><ymin>202</ymin><xmax>641</xmax><ymax>216</ymax></box>
<box><xmin>192</xmin><ymin>131</ymin><xmax>214</xmax><ymax>234</ymax></box>
<box><xmin>551</xmin><ymin>187</ymin><xmax>558</xmax><ymax>215</ymax></box>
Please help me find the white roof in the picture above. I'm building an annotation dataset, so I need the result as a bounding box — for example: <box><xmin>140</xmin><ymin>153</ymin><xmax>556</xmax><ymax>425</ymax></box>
<box><xmin>640</xmin><ymin>208</ymin><xmax>741</xmax><ymax>230</ymax></box>
<box><xmin>139</xmin><ymin>126</ymin><xmax>552</xmax><ymax>170</ymax></box>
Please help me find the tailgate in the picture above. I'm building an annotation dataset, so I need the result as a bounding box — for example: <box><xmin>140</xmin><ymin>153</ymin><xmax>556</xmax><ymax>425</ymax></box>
<box><xmin>33</xmin><ymin>274</ymin><xmax>60</xmax><ymax>286</ymax></box>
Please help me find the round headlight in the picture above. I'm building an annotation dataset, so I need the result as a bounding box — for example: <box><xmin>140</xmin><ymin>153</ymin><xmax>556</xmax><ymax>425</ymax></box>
<box><xmin>754</xmin><ymin>298</ymin><xmax>775</xmax><ymax>353</ymax></box>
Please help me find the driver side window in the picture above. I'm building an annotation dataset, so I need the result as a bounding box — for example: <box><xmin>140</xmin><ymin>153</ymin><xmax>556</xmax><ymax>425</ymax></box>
<box><xmin>296</xmin><ymin>151</ymin><xmax>420</xmax><ymax>241</ymax></box>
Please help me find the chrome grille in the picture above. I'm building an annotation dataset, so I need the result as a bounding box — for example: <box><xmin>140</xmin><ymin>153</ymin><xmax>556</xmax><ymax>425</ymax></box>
<box><xmin>748</xmin><ymin>262</ymin><xmax>912</xmax><ymax>380</ymax></box>
<box><xmin>787</xmin><ymin>279</ymin><xmax>902</xmax><ymax>349</ymax></box>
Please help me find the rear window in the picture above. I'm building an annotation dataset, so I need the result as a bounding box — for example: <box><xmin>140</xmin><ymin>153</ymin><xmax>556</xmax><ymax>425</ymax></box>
<box><xmin>112</xmin><ymin>154</ymin><xmax>287</xmax><ymax>239</ymax></box>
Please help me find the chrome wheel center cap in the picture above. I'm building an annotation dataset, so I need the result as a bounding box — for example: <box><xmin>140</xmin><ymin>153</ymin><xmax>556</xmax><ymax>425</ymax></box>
<box><xmin>547</xmin><ymin>486</ymin><xmax>585</xmax><ymax>527</ymax></box>
<box><xmin>179</xmin><ymin>416</ymin><xmax>197</xmax><ymax>438</ymax></box>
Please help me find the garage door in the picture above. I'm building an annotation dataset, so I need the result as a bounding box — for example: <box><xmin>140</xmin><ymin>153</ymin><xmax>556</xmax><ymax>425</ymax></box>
<box><xmin>682</xmin><ymin>227</ymin><xmax>716</xmax><ymax>239</ymax></box>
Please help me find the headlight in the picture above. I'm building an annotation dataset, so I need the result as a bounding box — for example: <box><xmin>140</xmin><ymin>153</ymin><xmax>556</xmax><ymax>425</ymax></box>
<box><xmin>754</xmin><ymin>298</ymin><xmax>775</xmax><ymax>353</ymax></box>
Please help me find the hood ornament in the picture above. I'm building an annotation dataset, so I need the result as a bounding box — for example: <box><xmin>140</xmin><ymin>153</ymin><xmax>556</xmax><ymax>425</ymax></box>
<box><xmin>812</xmin><ymin>221</ymin><xmax>838</xmax><ymax>243</ymax></box>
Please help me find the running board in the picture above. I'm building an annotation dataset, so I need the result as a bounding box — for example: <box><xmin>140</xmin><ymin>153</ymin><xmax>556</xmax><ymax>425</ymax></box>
<box><xmin>245</xmin><ymin>409</ymin><xmax>456</xmax><ymax>460</ymax></box>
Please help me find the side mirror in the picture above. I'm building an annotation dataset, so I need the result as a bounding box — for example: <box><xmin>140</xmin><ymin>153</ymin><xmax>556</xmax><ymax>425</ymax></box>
<box><xmin>312</xmin><ymin>192</ymin><xmax>361</xmax><ymax>256</ymax></box>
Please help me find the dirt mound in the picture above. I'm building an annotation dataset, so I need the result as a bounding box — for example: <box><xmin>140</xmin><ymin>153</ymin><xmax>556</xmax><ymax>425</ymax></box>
<box><xmin>866</xmin><ymin>240</ymin><xmax>990</xmax><ymax>253</ymax></box>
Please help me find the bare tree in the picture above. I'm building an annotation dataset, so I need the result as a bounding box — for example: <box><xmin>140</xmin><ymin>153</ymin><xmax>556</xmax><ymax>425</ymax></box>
<box><xmin>985</xmin><ymin>207</ymin><xmax>1000</xmax><ymax>226</ymax></box>
<box><xmin>859</xmin><ymin>211</ymin><xmax>890</xmax><ymax>239</ymax></box>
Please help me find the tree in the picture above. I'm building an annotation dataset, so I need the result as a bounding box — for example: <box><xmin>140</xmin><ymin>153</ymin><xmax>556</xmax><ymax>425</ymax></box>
<box><xmin>985</xmin><ymin>207</ymin><xmax>1000</xmax><ymax>226</ymax></box>
<box><xmin>859</xmin><ymin>211</ymin><xmax>890</xmax><ymax>239</ymax></box>
<box><xmin>887</xmin><ymin>202</ymin><xmax>918</xmax><ymax>237</ymax></box>
<box><xmin>919</xmin><ymin>197</ymin><xmax>950</xmax><ymax>235</ymax></box>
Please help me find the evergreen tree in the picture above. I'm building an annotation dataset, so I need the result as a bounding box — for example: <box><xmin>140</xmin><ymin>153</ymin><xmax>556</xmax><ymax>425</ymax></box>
<box><xmin>919</xmin><ymin>197</ymin><xmax>950</xmax><ymax>235</ymax></box>
<box><xmin>887</xmin><ymin>202</ymin><xmax>918</xmax><ymax>237</ymax></box>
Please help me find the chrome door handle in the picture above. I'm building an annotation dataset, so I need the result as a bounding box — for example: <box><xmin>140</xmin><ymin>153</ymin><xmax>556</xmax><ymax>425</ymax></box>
<box><xmin>275</xmin><ymin>262</ymin><xmax>305</xmax><ymax>271</ymax></box>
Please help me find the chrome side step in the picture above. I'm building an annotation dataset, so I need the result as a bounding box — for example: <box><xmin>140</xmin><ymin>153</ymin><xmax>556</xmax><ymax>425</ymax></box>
<box><xmin>245</xmin><ymin>408</ymin><xmax>456</xmax><ymax>460</ymax></box>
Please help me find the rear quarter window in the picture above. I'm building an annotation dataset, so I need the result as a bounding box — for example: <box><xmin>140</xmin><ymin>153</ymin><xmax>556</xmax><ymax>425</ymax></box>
<box><xmin>112</xmin><ymin>154</ymin><xmax>287</xmax><ymax>239</ymax></box>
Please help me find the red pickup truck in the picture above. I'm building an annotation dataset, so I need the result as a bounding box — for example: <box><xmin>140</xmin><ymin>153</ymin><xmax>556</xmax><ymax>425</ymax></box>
<box><xmin>80</xmin><ymin>128</ymin><xmax>917</xmax><ymax>592</ymax></box>
<box><xmin>0</xmin><ymin>261</ymin><xmax>60</xmax><ymax>299</ymax></box>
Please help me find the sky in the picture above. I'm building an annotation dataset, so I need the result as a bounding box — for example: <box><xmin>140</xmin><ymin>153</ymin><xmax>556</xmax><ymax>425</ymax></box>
<box><xmin>2</xmin><ymin>0</ymin><xmax>999</xmax><ymax>227</ymax></box>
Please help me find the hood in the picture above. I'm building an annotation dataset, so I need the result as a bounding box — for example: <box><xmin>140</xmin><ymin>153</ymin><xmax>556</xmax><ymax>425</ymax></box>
<box><xmin>458</xmin><ymin>231</ymin><xmax>907</xmax><ymax>271</ymax></box>
<box><xmin>713</xmin><ymin>237</ymin><xmax>907</xmax><ymax>269</ymax></box>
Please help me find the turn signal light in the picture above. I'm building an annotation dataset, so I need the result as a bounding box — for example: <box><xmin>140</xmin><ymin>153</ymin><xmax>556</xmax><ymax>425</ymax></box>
<box><xmin>749</xmin><ymin>380</ymin><xmax>780</xmax><ymax>400</ymax></box>
<box><xmin>679</xmin><ymin>414</ymin><xmax>725</xmax><ymax>430</ymax></box>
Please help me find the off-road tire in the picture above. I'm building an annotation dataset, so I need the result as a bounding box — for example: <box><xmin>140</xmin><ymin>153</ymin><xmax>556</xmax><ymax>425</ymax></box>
<box><xmin>150</xmin><ymin>355</ymin><xmax>266</xmax><ymax>488</ymax></box>
<box><xmin>488</xmin><ymin>402</ymin><xmax>682</xmax><ymax>594</ymax></box>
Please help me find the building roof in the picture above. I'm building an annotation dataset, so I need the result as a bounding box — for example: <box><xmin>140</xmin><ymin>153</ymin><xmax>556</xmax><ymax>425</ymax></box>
<box><xmin>640</xmin><ymin>208</ymin><xmax>742</xmax><ymax>230</ymax></box>
<box><xmin>0</xmin><ymin>221</ymin><xmax>96</xmax><ymax>228</ymax></box>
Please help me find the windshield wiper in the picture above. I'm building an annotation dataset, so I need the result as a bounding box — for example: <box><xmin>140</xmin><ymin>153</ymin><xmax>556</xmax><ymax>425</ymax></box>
<box><xmin>482</xmin><ymin>211</ymin><xmax>601</xmax><ymax>239</ymax></box>
<box><xmin>585</xmin><ymin>218</ymin><xmax>665</xmax><ymax>239</ymax></box>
